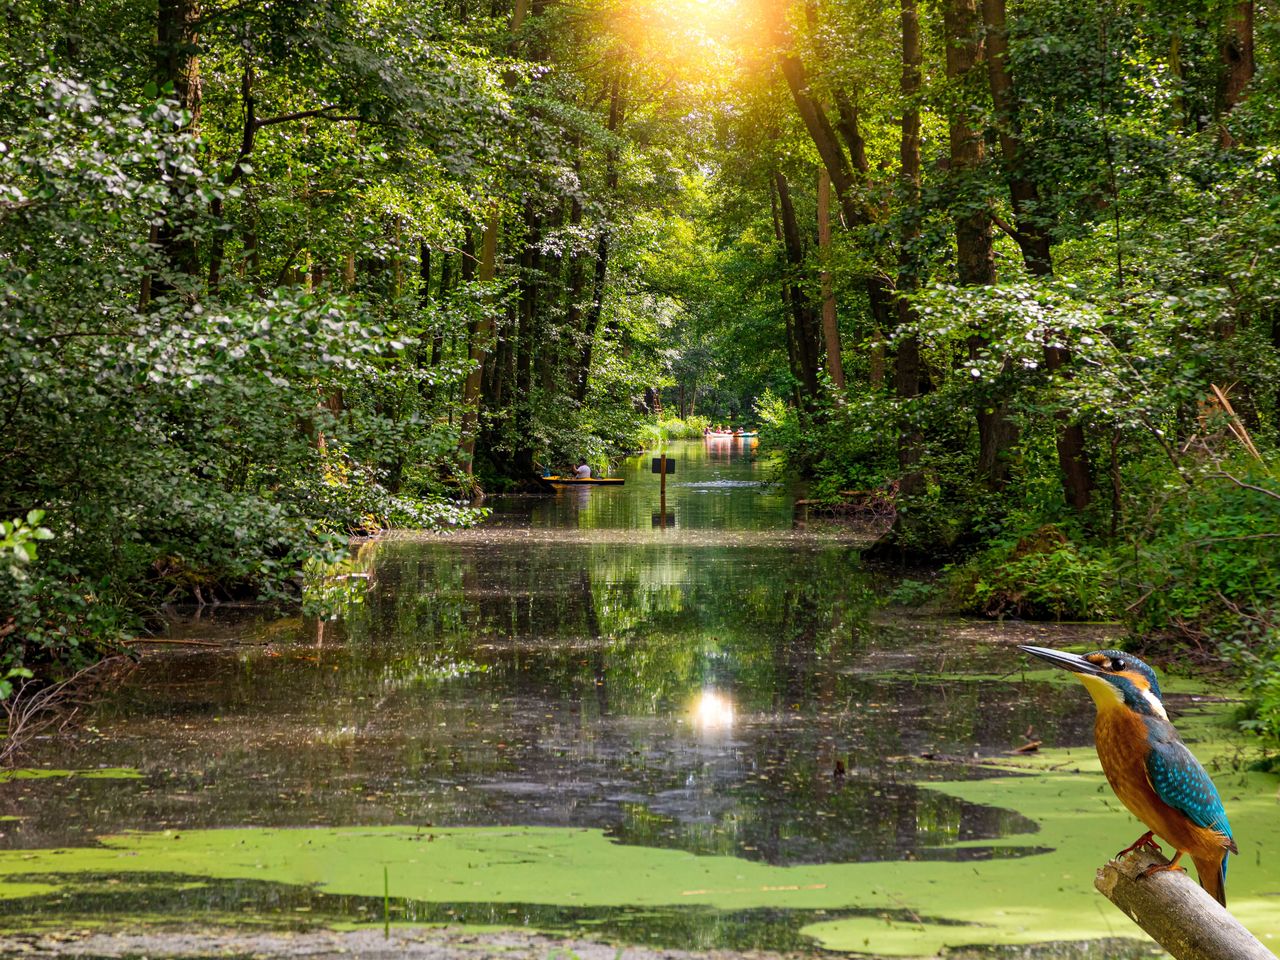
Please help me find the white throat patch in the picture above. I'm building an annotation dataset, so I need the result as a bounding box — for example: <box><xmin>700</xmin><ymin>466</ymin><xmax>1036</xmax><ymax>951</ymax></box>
<box><xmin>1139</xmin><ymin>686</ymin><xmax>1168</xmax><ymax>720</ymax></box>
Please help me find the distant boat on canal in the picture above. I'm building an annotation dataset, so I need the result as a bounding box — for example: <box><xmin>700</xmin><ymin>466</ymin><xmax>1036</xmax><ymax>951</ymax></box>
<box><xmin>538</xmin><ymin>476</ymin><xmax>626</xmax><ymax>488</ymax></box>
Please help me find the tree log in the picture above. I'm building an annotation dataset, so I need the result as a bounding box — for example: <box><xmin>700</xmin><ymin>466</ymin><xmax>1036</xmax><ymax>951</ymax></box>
<box><xmin>1094</xmin><ymin>850</ymin><xmax>1275</xmax><ymax>960</ymax></box>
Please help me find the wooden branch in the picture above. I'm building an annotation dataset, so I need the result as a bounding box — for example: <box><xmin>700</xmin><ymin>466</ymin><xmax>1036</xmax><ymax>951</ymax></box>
<box><xmin>990</xmin><ymin>210</ymin><xmax>1022</xmax><ymax>244</ymax></box>
<box><xmin>254</xmin><ymin>106</ymin><xmax>360</xmax><ymax>128</ymax></box>
<box><xmin>2</xmin><ymin>657</ymin><xmax>134</xmax><ymax>766</ymax></box>
<box><xmin>1212</xmin><ymin>469</ymin><xmax>1280</xmax><ymax>502</ymax></box>
<box><xmin>1094</xmin><ymin>849</ymin><xmax>1275</xmax><ymax>960</ymax></box>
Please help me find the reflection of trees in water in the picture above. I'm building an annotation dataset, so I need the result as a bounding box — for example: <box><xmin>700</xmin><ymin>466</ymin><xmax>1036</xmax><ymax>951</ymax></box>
<box><xmin>333</xmin><ymin>539</ymin><xmax>1056</xmax><ymax>862</ymax></box>
<box><xmin>11</xmin><ymin>536</ymin><xmax>1094</xmax><ymax>856</ymax></box>
<box><xmin>609</xmin><ymin>771</ymin><xmax>1037</xmax><ymax>864</ymax></box>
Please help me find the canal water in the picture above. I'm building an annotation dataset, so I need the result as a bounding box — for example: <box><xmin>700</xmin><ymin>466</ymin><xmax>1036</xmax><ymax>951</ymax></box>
<box><xmin>1</xmin><ymin>440</ymin><xmax>1273</xmax><ymax>957</ymax></box>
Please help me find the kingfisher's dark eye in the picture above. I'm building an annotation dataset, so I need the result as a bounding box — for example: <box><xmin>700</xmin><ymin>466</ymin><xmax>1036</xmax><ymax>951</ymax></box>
<box><xmin>1112</xmin><ymin>658</ymin><xmax>1126</xmax><ymax>671</ymax></box>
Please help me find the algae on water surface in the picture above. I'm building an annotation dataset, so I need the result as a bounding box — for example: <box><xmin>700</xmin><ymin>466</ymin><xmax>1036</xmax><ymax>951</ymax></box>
<box><xmin>1</xmin><ymin>739</ymin><xmax>1276</xmax><ymax>957</ymax></box>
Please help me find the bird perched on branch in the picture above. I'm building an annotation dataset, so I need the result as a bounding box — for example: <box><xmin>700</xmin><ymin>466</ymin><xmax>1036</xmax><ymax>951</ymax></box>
<box><xmin>1019</xmin><ymin>645</ymin><xmax>1237</xmax><ymax>906</ymax></box>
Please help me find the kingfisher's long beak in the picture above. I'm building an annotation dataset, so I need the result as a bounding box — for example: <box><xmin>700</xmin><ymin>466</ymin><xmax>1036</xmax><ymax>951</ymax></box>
<box><xmin>1017</xmin><ymin>645</ymin><xmax>1107</xmax><ymax>676</ymax></box>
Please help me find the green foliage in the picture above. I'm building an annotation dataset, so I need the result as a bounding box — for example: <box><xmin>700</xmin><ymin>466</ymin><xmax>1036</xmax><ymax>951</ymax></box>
<box><xmin>653</xmin><ymin>417</ymin><xmax>711</xmax><ymax>442</ymax></box>
<box><xmin>1233</xmin><ymin>630</ymin><xmax>1280</xmax><ymax>744</ymax></box>
<box><xmin>1117</xmin><ymin>465</ymin><xmax>1280</xmax><ymax>739</ymax></box>
<box><xmin>946</xmin><ymin>525</ymin><xmax>1114</xmax><ymax>621</ymax></box>
<box><xmin>0</xmin><ymin>59</ymin><xmax>486</xmax><ymax>678</ymax></box>
<box><xmin>0</xmin><ymin>669</ymin><xmax>34</xmax><ymax>703</ymax></box>
<box><xmin>1121</xmin><ymin>467</ymin><xmax>1280</xmax><ymax>641</ymax></box>
<box><xmin>0</xmin><ymin>512</ymin><xmax>53</xmax><ymax>580</ymax></box>
<box><xmin>757</xmin><ymin>391</ymin><xmax>898</xmax><ymax>500</ymax></box>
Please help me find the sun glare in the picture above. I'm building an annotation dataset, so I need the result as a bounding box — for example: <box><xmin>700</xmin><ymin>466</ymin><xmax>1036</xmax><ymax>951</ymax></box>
<box><xmin>691</xmin><ymin>688</ymin><xmax>735</xmax><ymax>733</ymax></box>
<box><xmin>625</xmin><ymin>0</ymin><xmax>744</xmax><ymax>76</ymax></box>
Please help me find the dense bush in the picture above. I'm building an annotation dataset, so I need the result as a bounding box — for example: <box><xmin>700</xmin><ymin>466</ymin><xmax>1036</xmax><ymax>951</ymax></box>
<box><xmin>0</xmin><ymin>73</ymin><xmax>481</xmax><ymax>681</ymax></box>
<box><xmin>655</xmin><ymin>416</ymin><xmax>712</xmax><ymax>441</ymax></box>
<box><xmin>946</xmin><ymin>524</ymin><xmax>1113</xmax><ymax>621</ymax></box>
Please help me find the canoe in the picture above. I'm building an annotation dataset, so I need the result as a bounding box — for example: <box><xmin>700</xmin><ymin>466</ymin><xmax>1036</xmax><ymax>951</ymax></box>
<box><xmin>539</xmin><ymin>476</ymin><xmax>625</xmax><ymax>487</ymax></box>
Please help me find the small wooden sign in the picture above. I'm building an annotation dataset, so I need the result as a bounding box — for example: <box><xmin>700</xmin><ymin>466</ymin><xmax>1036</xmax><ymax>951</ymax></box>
<box><xmin>651</xmin><ymin>512</ymin><xmax>676</xmax><ymax>528</ymax></box>
<box><xmin>651</xmin><ymin>457</ymin><xmax>676</xmax><ymax>475</ymax></box>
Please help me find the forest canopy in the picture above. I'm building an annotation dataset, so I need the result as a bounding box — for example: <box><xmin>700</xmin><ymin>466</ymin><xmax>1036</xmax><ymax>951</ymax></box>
<box><xmin>3</xmin><ymin>0</ymin><xmax>1280</xmax><ymax>743</ymax></box>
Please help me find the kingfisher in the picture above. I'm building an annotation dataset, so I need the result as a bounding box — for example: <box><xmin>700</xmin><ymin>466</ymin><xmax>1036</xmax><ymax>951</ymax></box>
<box><xmin>1018</xmin><ymin>645</ymin><xmax>1237</xmax><ymax>906</ymax></box>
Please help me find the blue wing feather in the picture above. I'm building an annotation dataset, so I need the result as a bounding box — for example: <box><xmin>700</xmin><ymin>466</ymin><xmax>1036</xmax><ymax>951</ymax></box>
<box><xmin>1143</xmin><ymin>717</ymin><xmax>1233</xmax><ymax>843</ymax></box>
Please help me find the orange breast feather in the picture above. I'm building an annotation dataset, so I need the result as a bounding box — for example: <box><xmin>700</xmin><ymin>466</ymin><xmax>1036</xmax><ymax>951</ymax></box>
<box><xmin>1094</xmin><ymin>709</ymin><xmax>1224</xmax><ymax>858</ymax></box>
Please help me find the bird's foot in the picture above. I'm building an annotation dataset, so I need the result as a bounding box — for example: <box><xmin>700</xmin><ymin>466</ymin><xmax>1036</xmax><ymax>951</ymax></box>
<box><xmin>1141</xmin><ymin>851</ymin><xmax>1185</xmax><ymax>879</ymax></box>
<box><xmin>1116</xmin><ymin>831</ymin><xmax>1163</xmax><ymax>859</ymax></box>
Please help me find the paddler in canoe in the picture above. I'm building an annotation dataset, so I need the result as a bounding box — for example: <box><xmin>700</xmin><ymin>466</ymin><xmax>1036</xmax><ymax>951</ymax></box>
<box><xmin>537</xmin><ymin>458</ymin><xmax>625</xmax><ymax>487</ymax></box>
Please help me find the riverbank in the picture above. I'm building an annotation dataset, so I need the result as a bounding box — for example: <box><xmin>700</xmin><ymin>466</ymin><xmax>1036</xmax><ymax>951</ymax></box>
<box><xmin>0</xmin><ymin>927</ymin><xmax>824</xmax><ymax>960</ymax></box>
<box><xmin>0</xmin><ymin>927</ymin><xmax>1167</xmax><ymax>959</ymax></box>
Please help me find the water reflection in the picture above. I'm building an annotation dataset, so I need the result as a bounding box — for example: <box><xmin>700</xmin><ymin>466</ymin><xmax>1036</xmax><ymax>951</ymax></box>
<box><xmin>2</xmin><ymin>534</ymin><xmax>1092</xmax><ymax>867</ymax></box>
<box><xmin>489</xmin><ymin>441</ymin><xmax>789</xmax><ymax>531</ymax></box>
<box><xmin>0</xmin><ymin>441</ymin><xmax>1117</xmax><ymax>951</ymax></box>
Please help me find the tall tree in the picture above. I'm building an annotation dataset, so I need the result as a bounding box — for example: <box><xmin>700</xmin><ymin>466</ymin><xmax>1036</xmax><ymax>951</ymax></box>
<box><xmin>982</xmin><ymin>0</ymin><xmax>1091</xmax><ymax>509</ymax></box>
<box><xmin>816</xmin><ymin>169</ymin><xmax>845</xmax><ymax>392</ymax></box>
<box><xmin>574</xmin><ymin>71</ymin><xmax>624</xmax><ymax>404</ymax></box>
<box><xmin>148</xmin><ymin>0</ymin><xmax>202</xmax><ymax>294</ymax></box>
<box><xmin>945</xmin><ymin>0</ymin><xmax>1016</xmax><ymax>488</ymax></box>
<box><xmin>774</xmin><ymin>170</ymin><xmax>823</xmax><ymax>402</ymax></box>
<box><xmin>1220</xmin><ymin>0</ymin><xmax>1254</xmax><ymax>131</ymax></box>
<box><xmin>457</xmin><ymin>208</ymin><xmax>501</xmax><ymax>475</ymax></box>
<box><xmin>895</xmin><ymin>0</ymin><xmax>927</xmax><ymax>500</ymax></box>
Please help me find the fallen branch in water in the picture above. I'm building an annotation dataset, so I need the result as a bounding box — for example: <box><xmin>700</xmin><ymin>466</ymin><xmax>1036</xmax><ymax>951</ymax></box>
<box><xmin>1</xmin><ymin>657</ymin><xmax>134</xmax><ymax>766</ymax></box>
<box><xmin>1095</xmin><ymin>848</ymin><xmax>1275</xmax><ymax>960</ymax></box>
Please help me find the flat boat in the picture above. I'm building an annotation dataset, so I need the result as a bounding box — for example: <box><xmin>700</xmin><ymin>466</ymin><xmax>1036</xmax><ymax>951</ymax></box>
<box><xmin>539</xmin><ymin>475</ymin><xmax>625</xmax><ymax>488</ymax></box>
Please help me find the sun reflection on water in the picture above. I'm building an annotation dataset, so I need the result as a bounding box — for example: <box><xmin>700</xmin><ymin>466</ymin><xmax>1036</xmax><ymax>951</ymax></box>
<box><xmin>691</xmin><ymin>688</ymin><xmax>735</xmax><ymax>733</ymax></box>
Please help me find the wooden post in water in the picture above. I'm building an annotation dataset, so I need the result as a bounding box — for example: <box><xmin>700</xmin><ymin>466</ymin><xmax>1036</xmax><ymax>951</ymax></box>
<box><xmin>659</xmin><ymin>452</ymin><xmax>667</xmax><ymax>527</ymax></box>
<box><xmin>1094</xmin><ymin>849</ymin><xmax>1275</xmax><ymax>960</ymax></box>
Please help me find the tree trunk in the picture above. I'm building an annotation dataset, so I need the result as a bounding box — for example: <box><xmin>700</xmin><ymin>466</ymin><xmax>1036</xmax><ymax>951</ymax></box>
<box><xmin>149</xmin><ymin>0</ymin><xmax>202</xmax><ymax>296</ymax></box>
<box><xmin>431</xmin><ymin>249</ymin><xmax>450</xmax><ymax>368</ymax></box>
<box><xmin>946</xmin><ymin>0</ymin><xmax>1017</xmax><ymax>489</ymax></box>
<box><xmin>776</xmin><ymin>49</ymin><xmax>894</xmax><ymax>380</ymax></box>
<box><xmin>895</xmin><ymin>0</ymin><xmax>928</xmax><ymax>500</ymax></box>
<box><xmin>832</xmin><ymin>92</ymin><xmax>871</xmax><ymax>183</ymax></box>
<box><xmin>417</xmin><ymin>242</ymin><xmax>433</xmax><ymax>392</ymax></box>
<box><xmin>983</xmin><ymin>0</ymin><xmax>1091</xmax><ymax>509</ymax></box>
<box><xmin>457</xmin><ymin>210</ymin><xmax>500</xmax><ymax>475</ymax></box>
<box><xmin>1219</xmin><ymin>0</ymin><xmax>1254</xmax><ymax>138</ymax></box>
<box><xmin>208</xmin><ymin>58</ymin><xmax>252</xmax><ymax>288</ymax></box>
<box><xmin>562</xmin><ymin>190</ymin><xmax>586</xmax><ymax>390</ymax></box>
<box><xmin>774</xmin><ymin>170</ymin><xmax>821</xmax><ymax>403</ymax></box>
<box><xmin>574</xmin><ymin>73</ymin><xmax>623</xmax><ymax>404</ymax></box>
<box><xmin>770</xmin><ymin>178</ymin><xmax>806</xmax><ymax>409</ymax></box>
<box><xmin>157</xmin><ymin>0</ymin><xmax>201</xmax><ymax>122</ymax></box>
<box><xmin>945</xmin><ymin>0</ymin><xmax>994</xmax><ymax>290</ymax></box>
<box><xmin>575</xmin><ymin>231</ymin><xmax>609</xmax><ymax>404</ymax></box>
<box><xmin>512</xmin><ymin>203</ymin><xmax>541</xmax><ymax>475</ymax></box>
<box><xmin>981</xmin><ymin>0</ymin><xmax>1051</xmax><ymax>275</ymax></box>
<box><xmin>816</xmin><ymin>170</ymin><xmax>845</xmax><ymax>392</ymax></box>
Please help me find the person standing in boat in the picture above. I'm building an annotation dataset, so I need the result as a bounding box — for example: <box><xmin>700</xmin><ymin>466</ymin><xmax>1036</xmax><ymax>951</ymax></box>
<box><xmin>574</xmin><ymin>460</ymin><xmax>592</xmax><ymax>479</ymax></box>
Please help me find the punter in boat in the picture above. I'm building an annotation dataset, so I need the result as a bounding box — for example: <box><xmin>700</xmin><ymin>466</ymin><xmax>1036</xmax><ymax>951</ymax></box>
<box><xmin>574</xmin><ymin>461</ymin><xmax>592</xmax><ymax>478</ymax></box>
